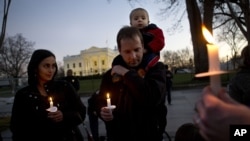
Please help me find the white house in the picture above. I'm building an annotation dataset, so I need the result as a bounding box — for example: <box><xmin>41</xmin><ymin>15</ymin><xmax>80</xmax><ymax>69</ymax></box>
<box><xmin>63</xmin><ymin>46</ymin><xmax>118</xmax><ymax>76</ymax></box>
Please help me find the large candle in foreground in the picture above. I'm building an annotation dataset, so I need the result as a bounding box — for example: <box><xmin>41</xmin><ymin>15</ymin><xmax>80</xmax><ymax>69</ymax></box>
<box><xmin>195</xmin><ymin>25</ymin><xmax>227</xmax><ymax>94</ymax></box>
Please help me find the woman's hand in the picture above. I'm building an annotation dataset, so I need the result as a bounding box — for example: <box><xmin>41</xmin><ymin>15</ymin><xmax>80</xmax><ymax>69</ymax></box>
<box><xmin>48</xmin><ymin>110</ymin><xmax>63</xmax><ymax>122</ymax></box>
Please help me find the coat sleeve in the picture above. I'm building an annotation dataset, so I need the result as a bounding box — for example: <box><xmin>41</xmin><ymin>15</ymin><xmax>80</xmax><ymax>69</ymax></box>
<box><xmin>123</xmin><ymin>62</ymin><xmax>166</xmax><ymax>107</ymax></box>
<box><xmin>10</xmin><ymin>89</ymin><xmax>38</xmax><ymax>141</ymax></box>
<box><xmin>147</xmin><ymin>27</ymin><xmax>165</xmax><ymax>53</ymax></box>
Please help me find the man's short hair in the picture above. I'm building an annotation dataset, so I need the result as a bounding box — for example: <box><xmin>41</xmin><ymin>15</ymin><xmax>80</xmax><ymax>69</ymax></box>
<box><xmin>116</xmin><ymin>26</ymin><xmax>143</xmax><ymax>50</ymax></box>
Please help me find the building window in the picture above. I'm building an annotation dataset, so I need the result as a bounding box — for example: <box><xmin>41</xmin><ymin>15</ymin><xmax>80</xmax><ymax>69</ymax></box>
<box><xmin>94</xmin><ymin>61</ymin><xmax>97</xmax><ymax>66</ymax></box>
<box><xmin>73</xmin><ymin>63</ymin><xmax>75</xmax><ymax>68</ymax></box>
<box><xmin>102</xmin><ymin>60</ymin><xmax>105</xmax><ymax>65</ymax></box>
<box><xmin>67</xmin><ymin>64</ymin><xmax>69</xmax><ymax>68</ymax></box>
<box><xmin>80</xmin><ymin>71</ymin><xmax>82</xmax><ymax>76</ymax></box>
<box><xmin>79</xmin><ymin>62</ymin><xmax>81</xmax><ymax>67</ymax></box>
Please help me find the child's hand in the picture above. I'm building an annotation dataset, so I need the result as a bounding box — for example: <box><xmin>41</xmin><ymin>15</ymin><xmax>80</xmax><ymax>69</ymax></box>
<box><xmin>137</xmin><ymin>69</ymin><xmax>146</xmax><ymax>78</ymax></box>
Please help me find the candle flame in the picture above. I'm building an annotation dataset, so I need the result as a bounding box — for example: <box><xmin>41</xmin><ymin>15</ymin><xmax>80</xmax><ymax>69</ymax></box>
<box><xmin>107</xmin><ymin>93</ymin><xmax>110</xmax><ymax>99</ymax></box>
<box><xmin>49</xmin><ymin>97</ymin><xmax>52</xmax><ymax>101</ymax></box>
<box><xmin>202</xmin><ymin>25</ymin><xmax>215</xmax><ymax>44</ymax></box>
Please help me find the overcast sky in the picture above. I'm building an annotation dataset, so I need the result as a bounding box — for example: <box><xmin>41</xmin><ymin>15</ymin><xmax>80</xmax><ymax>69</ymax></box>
<box><xmin>5</xmin><ymin>0</ymin><xmax>194</xmax><ymax>63</ymax></box>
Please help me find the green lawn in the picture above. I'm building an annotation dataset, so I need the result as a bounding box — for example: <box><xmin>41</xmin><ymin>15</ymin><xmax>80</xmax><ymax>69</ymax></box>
<box><xmin>0</xmin><ymin>72</ymin><xmax>236</xmax><ymax>97</ymax></box>
<box><xmin>172</xmin><ymin>72</ymin><xmax>236</xmax><ymax>89</ymax></box>
<box><xmin>79</xmin><ymin>79</ymin><xmax>101</xmax><ymax>96</ymax></box>
<box><xmin>78</xmin><ymin>72</ymin><xmax>236</xmax><ymax>93</ymax></box>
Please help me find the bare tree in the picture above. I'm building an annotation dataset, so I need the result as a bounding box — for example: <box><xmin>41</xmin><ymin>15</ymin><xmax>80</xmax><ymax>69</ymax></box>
<box><xmin>157</xmin><ymin>0</ymin><xmax>250</xmax><ymax>73</ymax></box>
<box><xmin>217</xmin><ymin>20</ymin><xmax>246</xmax><ymax>69</ymax></box>
<box><xmin>56</xmin><ymin>61</ymin><xmax>65</xmax><ymax>78</ymax></box>
<box><xmin>119</xmin><ymin>0</ymin><xmax>250</xmax><ymax>74</ymax></box>
<box><xmin>214</xmin><ymin>0</ymin><xmax>250</xmax><ymax>58</ymax></box>
<box><xmin>143</xmin><ymin>0</ymin><xmax>215</xmax><ymax>74</ymax></box>
<box><xmin>0</xmin><ymin>34</ymin><xmax>34</xmax><ymax>91</ymax></box>
<box><xmin>163</xmin><ymin>50</ymin><xmax>174</xmax><ymax>65</ymax></box>
<box><xmin>0</xmin><ymin>0</ymin><xmax>12</xmax><ymax>50</ymax></box>
<box><xmin>162</xmin><ymin>47</ymin><xmax>193</xmax><ymax>69</ymax></box>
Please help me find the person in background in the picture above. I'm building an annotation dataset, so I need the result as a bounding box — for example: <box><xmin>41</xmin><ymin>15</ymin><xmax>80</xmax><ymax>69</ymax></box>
<box><xmin>112</xmin><ymin>7</ymin><xmax>165</xmax><ymax>81</ymax></box>
<box><xmin>96</xmin><ymin>26</ymin><xmax>167</xmax><ymax>141</ymax></box>
<box><xmin>194</xmin><ymin>86</ymin><xmax>250</xmax><ymax>141</ymax></box>
<box><xmin>10</xmin><ymin>49</ymin><xmax>86</xmax><ymax>141</ymax></box>
<box><xmin>87</xmin><ymin>90</ymin><xmax>100</xmax><ymax>141</ymax></box>
<box><xmin>175</xmin><ymin>123</ymin><xmax>205</xmax><ymax>141</ymax></box>
<box><xmin>165</xmin><ymin>64</ymin><xmax>173</xmax><ymax>105</ymax></box>
<box><xmin>62</xmin><ymin>69</ymin><xmax>80</xmax><ymax>92</ymax></box>
<box><xmin>228</xmin><ymin>45</ymin><xmax>250</xmax><ymax>106</ymax></box>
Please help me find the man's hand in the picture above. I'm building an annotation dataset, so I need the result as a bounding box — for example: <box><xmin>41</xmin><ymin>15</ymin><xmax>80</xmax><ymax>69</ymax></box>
<box><xmin>111</xmin><ymin>65</ymin><xmax>129</xmax><ymax>76</ymax></box>
<box><xmin>100</xmin><ymin>107</ymin><xmax>114</xmax><ymax>121</ymax></box>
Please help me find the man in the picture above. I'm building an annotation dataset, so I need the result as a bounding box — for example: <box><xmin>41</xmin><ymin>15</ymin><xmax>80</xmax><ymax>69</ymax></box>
<box><xmin>96</xmin><ymin>26</ymin><xmax>167</xmax><ymax>141</ymax></box>
<box><xmin>63</xmin><ymin>69</ymin><xmax>80</xmax><ymax>92</ymax></box>
<box><xmin>87</xmin><ymin>90</ymin><xmax>100</xmax><ymax>141</ymax></box>
<box><xmin>165</xmin><ymin>64</ymin><xmax>173</xmax><ymax>105</ymax></box>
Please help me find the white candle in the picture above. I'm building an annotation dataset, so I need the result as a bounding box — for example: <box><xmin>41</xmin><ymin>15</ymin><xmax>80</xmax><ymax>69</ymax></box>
<box><xmin>202</xmin><ymin>25</ymin><xmax>221</xmax><ymax>94</ymax></box>
<box><xmin>207</xmin><ymin>44</ymin><xmax>221</xmax><ymax>94</ymax></box>
<box><xmin>49</xmin><ymin>97</ymin><xmax>53</xmax><ymax>108</ymax></box>
<box><xmin>107</xmin><ymin>93</ymin><xmax>111</xmax><ymax>107</ymax></box>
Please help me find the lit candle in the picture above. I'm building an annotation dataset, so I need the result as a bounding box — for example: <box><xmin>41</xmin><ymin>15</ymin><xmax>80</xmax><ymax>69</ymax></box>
<box><xmin>202</xmin><ymin>25</ymin><xmax>221</xmax><ymax>94</ymax></box>
<box><xmin>46</xmin><ymin>96</ymin><xmax>57</xmax><ymax>112</ymax></box>
<box><xmin>106</xmin><ymin>93</ymin><xmax>111</xmax><ymax>107</ymax></box>
<box><xmin>49</xmin><ymin>97</ymin><xmax>53</xmax><ymax>108</ymax></box>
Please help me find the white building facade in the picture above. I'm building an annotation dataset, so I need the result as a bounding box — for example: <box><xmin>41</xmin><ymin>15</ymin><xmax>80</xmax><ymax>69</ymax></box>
<box><xmin>63</xmin><ymin>46</ymin><xmax>118</xmax><ymax>76</ymax></box>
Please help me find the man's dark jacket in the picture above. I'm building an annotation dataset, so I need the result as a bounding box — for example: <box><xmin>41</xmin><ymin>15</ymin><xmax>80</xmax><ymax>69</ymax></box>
<box><xmin>96</xmin><ymin>62</ymin><xmax>167</xmax><ymax>141</ymax></box>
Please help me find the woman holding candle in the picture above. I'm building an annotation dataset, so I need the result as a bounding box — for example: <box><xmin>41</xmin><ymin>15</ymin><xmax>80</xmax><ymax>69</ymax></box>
<box><xmin>10</xmin><ymin>49</ymin><xmax>86</xmax><ymax>141</ymax></box>
<box><xmin>96</xmin><ymin>26</ymin><xmax>167</xmax><ymax>141</ymax></box>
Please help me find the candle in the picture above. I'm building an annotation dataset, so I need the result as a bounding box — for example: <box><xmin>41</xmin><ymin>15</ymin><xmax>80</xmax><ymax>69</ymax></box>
<box><xmin>47</xmin><ymin>96</ymin><xmax>57</xmax><ymax>112</ymax></box>
<box><xmin>202</xmin><ymin>25</ymin><xmax>221</xmax><ymax>94</ymax></box>
<box><xmin>49</xmin><ymin>97</ymin><xmax>53</xmax><ymax>108</ymax></box>
<box><xmin>106</xmin><ymin>93</ymin><xmax>111</xmax><ymax>107</ymax></box>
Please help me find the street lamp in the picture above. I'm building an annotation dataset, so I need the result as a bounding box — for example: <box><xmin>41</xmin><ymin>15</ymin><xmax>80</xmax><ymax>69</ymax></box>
<box><xmin>226</xmin><ymin>55</ymin><xmax>229</xmax><ymax>81</ymax></box>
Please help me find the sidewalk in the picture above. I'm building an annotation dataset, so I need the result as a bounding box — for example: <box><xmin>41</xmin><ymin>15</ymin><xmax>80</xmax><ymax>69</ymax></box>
<box><xmin>0</xmin><ymin>87</ymin><xmax>203</xmax><ymax>141</ymax></box>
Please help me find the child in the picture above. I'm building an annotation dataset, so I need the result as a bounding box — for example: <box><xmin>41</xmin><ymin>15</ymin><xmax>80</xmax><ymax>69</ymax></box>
<box><xmin>175</xmin><ymin>123</ymin><xmax>205</xmax><ymax>141</ymax></box>
<box><xmin>112</xmin><ymin>8</ymin><xmax>165</xmax><ymax>81</ymax></box>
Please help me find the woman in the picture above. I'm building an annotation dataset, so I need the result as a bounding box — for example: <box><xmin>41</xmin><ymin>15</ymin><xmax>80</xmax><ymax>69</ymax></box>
<box><xmin>10</xmin><ymin>49</ymin><xmax>86</xmax><ymax>141</ymax></box>
<box><xmin>228</xmin><ymin>45</ymin><xmax>250</xmax><ymax>106</ymax></box>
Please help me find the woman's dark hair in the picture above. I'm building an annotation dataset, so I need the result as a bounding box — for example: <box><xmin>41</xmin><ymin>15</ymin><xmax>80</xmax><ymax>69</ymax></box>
<box><xmin>240</xmin><ymin>45</ymin><xmax>250</xmax><ymax>68</ymax></box>
<box><xmin>116</xmin><ymin>26</ymin><xmax>143</xmax><ymax>50</ymax></box>
<box><xmin>175</xmin><ymin>123</ymin><xmax>205</xmax><ymax>141</ymax></box>
<box><xmin>27</xmin><ymin>49</ymin><xmax>58</xmax><ymax>86</ymax></box>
